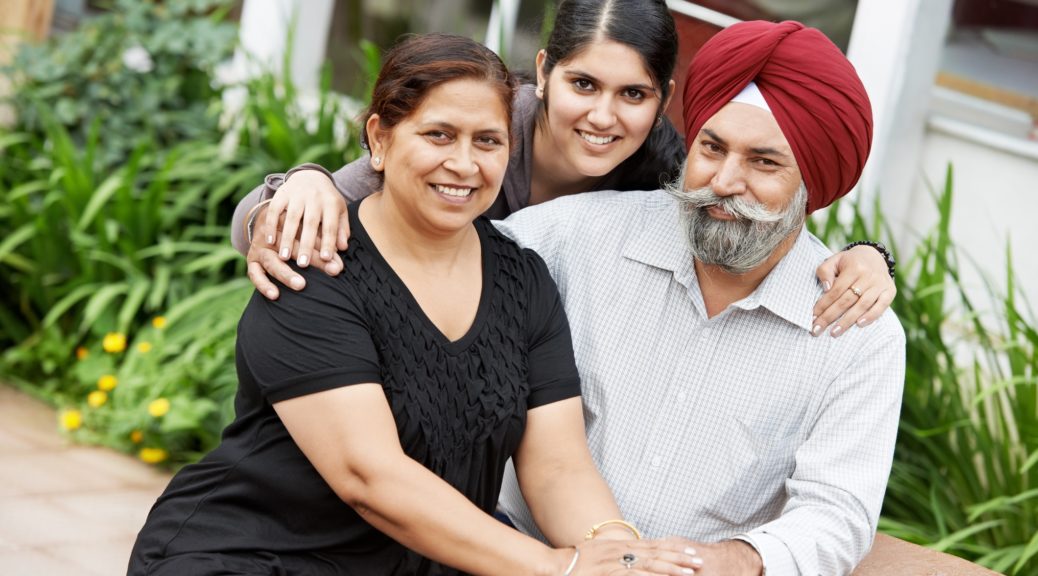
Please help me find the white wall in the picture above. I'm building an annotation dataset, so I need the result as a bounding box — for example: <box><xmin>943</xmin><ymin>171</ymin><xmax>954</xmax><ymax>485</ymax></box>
<box><xmin>907</xmin><ymin>116</ymin><xmax>1038</xmax><ymax>315</ymax></box>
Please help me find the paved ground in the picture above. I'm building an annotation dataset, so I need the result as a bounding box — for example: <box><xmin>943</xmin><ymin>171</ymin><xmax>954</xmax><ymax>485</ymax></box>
<box><xmin>0</xmin><ymin>385</ymin><xmax>171</xmax><ymax>576</ymax></box>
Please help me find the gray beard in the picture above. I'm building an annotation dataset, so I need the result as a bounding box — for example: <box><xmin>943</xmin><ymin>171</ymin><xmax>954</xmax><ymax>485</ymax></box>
<box><xmin>665</xmin><ymin>172</ymin><xmax>808</xmax><ymax>275</ymax></box>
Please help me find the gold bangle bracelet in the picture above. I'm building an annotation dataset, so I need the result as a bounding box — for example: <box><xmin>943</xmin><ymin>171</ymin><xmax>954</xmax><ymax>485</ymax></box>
<box><xmin>584</xmin><ymin>519</ymin><xmax>642</xmax><ymax>541</ymax></box>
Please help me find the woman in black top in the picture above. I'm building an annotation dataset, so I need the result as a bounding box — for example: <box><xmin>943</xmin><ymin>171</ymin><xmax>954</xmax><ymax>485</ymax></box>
<box><xmin>128</xmin><ymin>34</ymin><xmax>701</xmax><ymax>576</ymax></box>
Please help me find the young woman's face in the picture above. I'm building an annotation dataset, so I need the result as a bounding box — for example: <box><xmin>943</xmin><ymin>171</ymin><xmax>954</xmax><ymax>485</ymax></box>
<box><xmin>536</xmin><ymin>39</ymin><xmax>672</xmax><ymax>182</ymax></box>
<box><xmin>368</xmin><ymin>78</ymin><xmax>510</xmax><ymax>234</ymax></box>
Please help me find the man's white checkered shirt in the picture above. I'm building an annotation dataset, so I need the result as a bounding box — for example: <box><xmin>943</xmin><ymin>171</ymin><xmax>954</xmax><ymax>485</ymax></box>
<box><xmin>494</xmin><ymin>190</ymin><xmax>905</xmax><ymax>576</ymax></box>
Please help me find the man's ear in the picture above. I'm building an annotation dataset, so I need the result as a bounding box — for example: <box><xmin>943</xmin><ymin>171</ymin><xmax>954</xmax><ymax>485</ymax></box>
<box><xmin>365</xmin><ymin>114</ymin><xmax>387</xmax><ymax>171</ymax></box>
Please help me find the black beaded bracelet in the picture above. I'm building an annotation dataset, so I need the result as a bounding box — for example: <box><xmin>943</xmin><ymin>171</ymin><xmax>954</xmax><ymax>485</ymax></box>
<box><xmin>843</xmin><ymin>240</ymin><xmax>896</xmax><ymax>278</ymax></box>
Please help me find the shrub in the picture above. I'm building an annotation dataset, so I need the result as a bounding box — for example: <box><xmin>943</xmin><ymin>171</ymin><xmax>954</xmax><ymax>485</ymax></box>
<box><xmin>812</xmin><ymin>167</ymin><xmax>1037</xmax><ymax>575</ymax></box>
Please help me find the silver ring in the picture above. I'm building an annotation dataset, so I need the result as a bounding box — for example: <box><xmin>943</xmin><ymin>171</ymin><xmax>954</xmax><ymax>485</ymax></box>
<box><xmin>620</xmin><ymin>552</ymin><xmax>638</xmax><ymax>569</ymax></box>
<box><xmin>850</xmin><ymin>285</ymin><xmax>863</xmax><ymax>297</ymax></box>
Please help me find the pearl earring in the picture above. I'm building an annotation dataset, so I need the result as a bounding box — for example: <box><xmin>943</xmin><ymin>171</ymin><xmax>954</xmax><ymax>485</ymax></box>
<box><xmin>372</xmin><ymin>156</ymin><xmax>382</xmax><ymax>167</ymax></box>
<box><xmin>536</xmin><ymin>87</ymin><xmax>544</xmax><ymax>97</ymax></box>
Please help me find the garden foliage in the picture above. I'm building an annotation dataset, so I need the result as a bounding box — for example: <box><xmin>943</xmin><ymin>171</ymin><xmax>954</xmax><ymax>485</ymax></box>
<box><xmin>0</xmin><ymin>0</ymin><xmax>363</xmax><ymax>465</ymax></box>
<box><xmin>812</xmin><ymin>170</ymin><xmax>1037</xmax><ymax>574</ymax></box>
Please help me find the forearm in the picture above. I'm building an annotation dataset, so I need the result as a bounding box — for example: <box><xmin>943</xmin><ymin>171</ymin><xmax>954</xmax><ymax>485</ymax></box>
<box><xmin>341</xmin><ymin>454</ymin><xmax>563</xmax><ymax>576</ymax></box>
<box><xmin>520</xmin><ymin>458</ymin><xmax>628</xmax><ymax>547</ymax></box>
<box><xmin>231</xmin><ymin>183</ymin><xmax>268</xmax><ymax>254</ymax></box>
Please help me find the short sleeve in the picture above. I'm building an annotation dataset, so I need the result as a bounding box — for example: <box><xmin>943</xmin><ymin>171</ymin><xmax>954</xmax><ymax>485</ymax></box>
<box><xmin>521</xmin><ymin>248</ymin><xmax>581</xmax><ymax>408</ymax></box>
<box><xmin>236</xmin><ymin>261</ymin><xmax>381</xmax><ymax>403</ymax></box>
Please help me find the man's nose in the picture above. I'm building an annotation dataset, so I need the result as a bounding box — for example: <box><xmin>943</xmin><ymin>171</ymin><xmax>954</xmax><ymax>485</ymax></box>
<box><xmin>710</xmin><ymin>156</ymin><xmax>747</xmax><ymax>197</ymax></box>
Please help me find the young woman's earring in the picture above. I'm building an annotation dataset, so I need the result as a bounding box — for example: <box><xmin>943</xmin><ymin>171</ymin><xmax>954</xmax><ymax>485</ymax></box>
<box><xmin>372</xmin><ymin>156</ymin><xmax>382</xmax><ymax>167</ymax></box>
<box><xmin>535</xmin><ymin>86</ymin><xmax>544</xmax><ymax>98</ymax></box>
<box><xmin>655</xmin><ymin>115</ymin><xmax>663</xmax><ymax>127</ymax></box>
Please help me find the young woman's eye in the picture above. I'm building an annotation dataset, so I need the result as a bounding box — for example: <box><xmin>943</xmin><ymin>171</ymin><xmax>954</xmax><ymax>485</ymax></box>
<box><xmin>622</xmin><ymin>88</ymin><xmax>646</xmax><ymax>101</ymax></box>
<box><xmin>572</xmin><ymin>78</ymin><xmax>594</xmax><ymax>92</ymax></box>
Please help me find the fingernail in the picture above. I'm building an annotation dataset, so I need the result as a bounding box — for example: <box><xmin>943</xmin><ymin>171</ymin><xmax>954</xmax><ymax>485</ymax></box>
<box><xmin>266</xmin><ymin>234</ymin><xmax>274</xmax><ymax>245</ymax></box>
<box><xmin>812</xmin><ymin>324</ymin><xmax>822</xmax><ymax>336</ymax></box>
<box><xmin>298</xmin><ymin>254</ymin><xmax>309</xmax><ymax>267</ymax></box>
<box><xmin>290</xmin><ymin>276</ymin><xmax>304</xmax><ymax>289</ymax></box>
<box><xmin>831</xmin><ymin>325</ymin><xmax>844</xmax><ymax>337</ymax></box>
<box><xmin>265</xmin><ymin>289</ymin><xmax>277</xmax><ymax>299</ymax></box>
<box><xmin>823</xmin><ymin>281</ymin><xmax>832</xmax><ymax>292</ymax></box>
<box><xmin>320</xmin><ymin>250</ymin><xmax>330</xmax><ymax>260</ymax></box>
<box><xmin>857</xmin><ymin>317</ymin><xmax>870</xmax><ymax>327</ymax></box>
<box><xmin>682</xmin><ymin>569</ymin><xmax>695</xmax><ymax>575</ymax></box>
<box><xmin>280</xmin><ymin>248</ymin><xmax>290</xmax><ymax>260</ymax></box>
<box><xmin>691</xmin><ymin>557</ymin><xmax>704</xmax><ymax>567</ymax></box>
<box><xmin>684</xmin><ymin>547</ymin><xmax>696</xmax><ymax>556</ymax></box>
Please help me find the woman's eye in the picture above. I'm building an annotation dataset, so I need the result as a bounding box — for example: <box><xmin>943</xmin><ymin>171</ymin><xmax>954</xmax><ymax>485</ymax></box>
<box><xmin>475</xmin><ymin>136</ymin><xmax>503</xmax><ymax>147</ymax></box>
<box><xmin>425</xmin><ymin>131</ymin><xmax>451</xmax><ymax>142</ymax></box>
<box><xmin>572</xmin><ymin>78</ymin><xmax>594</xmax><ymax>91</ymax></box>
<box><xmin>623</xmin><ymin>88</ymin><xmax>646</xmax><ymax>101</ymax></box>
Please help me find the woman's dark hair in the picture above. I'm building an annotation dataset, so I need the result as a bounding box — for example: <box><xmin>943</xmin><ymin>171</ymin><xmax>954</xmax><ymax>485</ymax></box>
<box><xmin>541</xmin><ymin>0</ymin><xmax>678</xmax><ymax>105</ymax></box>
<box><xmin>361</xmin><ymin>34</ymin><xmax>517</xmax><ymax>149</ymax></box>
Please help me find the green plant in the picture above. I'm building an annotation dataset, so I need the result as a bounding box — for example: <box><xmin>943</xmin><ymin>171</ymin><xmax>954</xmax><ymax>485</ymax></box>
<box><xmin>3</xmin><ymin>0</ymin><xmax>237</xmax><ymax>169</ymax></box>
<box><xmin>811</xmin><ymin>166</ymin><xmax>1038</xmax><ymax>574</ymax></box>
<box><xmin>57</xmin><ymin>278</ymin><xmax>252</xmax><ymax>468</ymax></box>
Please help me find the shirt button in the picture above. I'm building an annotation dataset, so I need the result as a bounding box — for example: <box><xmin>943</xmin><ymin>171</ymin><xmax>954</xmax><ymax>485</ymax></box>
<box><xmin>650</xmin><ymin>456</ymin><xmax>662</xmax><ymax>468</ymax></box>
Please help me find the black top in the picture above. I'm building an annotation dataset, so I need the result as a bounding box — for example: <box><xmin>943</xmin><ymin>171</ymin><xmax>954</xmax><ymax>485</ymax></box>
<box><xmin>129</xmin><ymin>202</ymin><xmax>582</xmax><ymax>576</ymax></box>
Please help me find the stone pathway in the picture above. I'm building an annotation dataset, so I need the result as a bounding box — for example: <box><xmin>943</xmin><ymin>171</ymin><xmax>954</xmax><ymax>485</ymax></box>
<box><xmin>0</xmin><ymin>386</ymin><xmax>171</xmax><ymax>576</ymax></box>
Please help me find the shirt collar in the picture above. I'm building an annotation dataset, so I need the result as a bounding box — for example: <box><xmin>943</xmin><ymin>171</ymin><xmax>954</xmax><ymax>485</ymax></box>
<box><xmin>621</xmin><ymin>195</ymin><xmax>822</xmax><ymax>332</ymax></box>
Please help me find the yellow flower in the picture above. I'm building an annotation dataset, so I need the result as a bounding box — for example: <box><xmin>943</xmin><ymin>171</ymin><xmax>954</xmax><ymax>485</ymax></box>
<box><xmin>60</xmin><ymin>409</ymin><xmax>82</xmax><ymax>430</ymax></box>
<box><xmin>75</xmin><ymin>346</ymin><xmax>89</xmax><ymax>360</ymax></box>
<box><xmin>138</xmin><ymin>447</ymin><xmax>168</xmax><ymax>464</ymax></box>
<box><xmin>87</xmin><ymin>390</ymin><xmax>108</xmax><ymax>408</ymax></box>
<box><xmin>130</xmin><ymin>430</ymin><xmax>143</xmax><ymax>443</ymax></box>
<box><xmin>102</xmin><ymin>332</ymin><xmax>127</xmax><ymax>353</ymax></box>
<box><xmin>152</xmin><ymin>316</ymin><xmax>167</xmax><ymax>329</ymax></box>
<box><xmin>148</xmin><ymin>398</ymin><xmax>171</xmax><ymax>418</ymax></box>
<box><xmin>97</xmin><ymin>374</ymin><xmax>118</xmax><ymax>391</ymax></box>
<box><xmin>136</xmin><ymin>341</ymin><xmax>153</xmax><ymax>353</ymax></box>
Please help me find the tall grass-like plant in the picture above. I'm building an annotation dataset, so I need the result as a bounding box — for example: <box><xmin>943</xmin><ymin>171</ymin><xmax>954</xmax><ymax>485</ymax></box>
<box><xmin>811</xmin><ymin>166</ymin><xmax>1037</xmax><ymax>574</ymax></box>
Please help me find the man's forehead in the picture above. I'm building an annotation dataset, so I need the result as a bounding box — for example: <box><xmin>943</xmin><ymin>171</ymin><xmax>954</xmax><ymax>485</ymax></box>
<box><xmin>699</xmin><ymin>102</ymin><xmax>794</xmax><ymax>157</ymax></box>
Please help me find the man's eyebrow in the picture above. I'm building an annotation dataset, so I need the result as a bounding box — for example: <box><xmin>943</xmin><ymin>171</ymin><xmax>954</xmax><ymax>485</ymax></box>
<box><xmin>702</xmin><ymin>128</ymin><xmax>726</xmax><ymax>146</ymax></box>
<box><xmin>703</xmin><ymin>128</ymin><xmax>792</xmax><ymax>159</ymax></box>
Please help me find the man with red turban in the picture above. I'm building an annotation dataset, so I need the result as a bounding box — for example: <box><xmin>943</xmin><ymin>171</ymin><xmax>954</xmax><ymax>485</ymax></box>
<box><xmin>496</xmin><ymin>20</ymin><xmax>905</xmax><ymax>576</ymax></box>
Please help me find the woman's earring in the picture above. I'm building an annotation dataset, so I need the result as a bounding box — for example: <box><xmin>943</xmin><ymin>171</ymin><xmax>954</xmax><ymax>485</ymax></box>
<box><xmin>655</xmin><ymin>115</ymin><xmax>663</xmax><ymax>127</ymax></box>
<box><xmin>372</xmin><ymin>156</ymin><xmax>382</xmax><ymax>167</ymax></box>
<box><xmin>535</xmin><ymin>86</ymin><xmax>544</xmax><ymax>98</ymax></box>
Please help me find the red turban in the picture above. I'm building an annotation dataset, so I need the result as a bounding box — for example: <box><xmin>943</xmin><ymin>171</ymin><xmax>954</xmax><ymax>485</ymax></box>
<box><xmin>682</xmin><ymin>20</ymin><xmax>873</xmax><ymax>213</ymax></box>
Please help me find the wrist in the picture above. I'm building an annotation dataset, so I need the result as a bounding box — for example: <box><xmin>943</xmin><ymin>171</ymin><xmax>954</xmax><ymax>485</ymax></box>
<box><xmin>843</xmin><ymin>240</ymin><xmax>895</xmax><ymax>278</ymax></box>
<box><xmin>535</xmin><ymin>547</ymin><xmax>576</xmax><ymax>576</ymax></box>
<box><xmin>727</xmin><ymin>539</ymin><xmax>764</xmax><ymax>576</ymax></box>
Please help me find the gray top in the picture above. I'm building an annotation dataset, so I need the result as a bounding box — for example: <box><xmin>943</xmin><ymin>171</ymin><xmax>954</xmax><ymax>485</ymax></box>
<box><xmin>494</xmin><ymin>189</ymin><xmax>906</xmax><ymax>576</ymax></box>
<box><xmin>229</xmin><ymin>84</ymin><xmax>685</xmax><ymax>253</ymax></box>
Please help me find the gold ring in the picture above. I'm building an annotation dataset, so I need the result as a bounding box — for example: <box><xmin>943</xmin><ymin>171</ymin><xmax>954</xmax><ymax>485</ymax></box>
<box><xmin>850</xmin><ymin>285</ymin><xmax>863</xmax><ymax>297</ymax></box>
